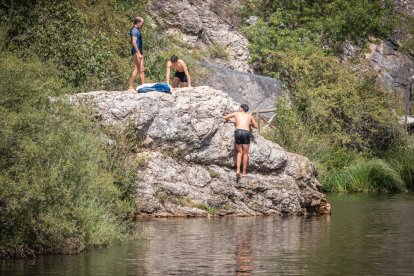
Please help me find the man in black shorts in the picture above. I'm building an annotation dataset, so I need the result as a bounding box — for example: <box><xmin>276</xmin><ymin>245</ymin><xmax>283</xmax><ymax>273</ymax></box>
<box><xmin>223</xmin><ymin>104</ymin><xmax>259</xmax><ymax>177</ymax></box>
<box><xmin>166</xmin><ymin>55</ymin><xmax>192</xmax><ymax>88</ymax></box>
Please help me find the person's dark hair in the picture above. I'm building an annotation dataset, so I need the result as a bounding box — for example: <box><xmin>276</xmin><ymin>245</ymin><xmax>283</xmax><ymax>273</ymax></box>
<box><xmin>170</xmin><ymin>55</ymin><xmax>178</xmax><ymax>62</ymax></box>
<box><xmin>240</xmin><ymin>104</ymin><xmax>249</xmax><ymax>112</ymax></box>
<box><xmin>134</xmin><ymin>17</ymin><xmax>142</xmax><ymax>24</ymax></box>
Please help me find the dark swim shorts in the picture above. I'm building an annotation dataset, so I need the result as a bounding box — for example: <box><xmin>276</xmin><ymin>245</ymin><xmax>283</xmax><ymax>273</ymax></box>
<box><xmin>174</xmin><ymin>71</ymin><xmax>187</xmax><ymax>82</ymax></box>
<box><xmin>234</xmin><ymin>129</ymin><xmax>251</xmax><ymax>145</ymax></box>
<box><xmin>131</xmin><ymin>47</ymin><xmax>143</xmax><ymax>55</ymax></box>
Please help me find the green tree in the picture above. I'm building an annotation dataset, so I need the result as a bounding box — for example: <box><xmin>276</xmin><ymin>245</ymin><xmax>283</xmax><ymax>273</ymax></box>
<box><xmin>0</xmin><ymin>54</ymin><xmax>135</xmax><ymax>257</ymax></box>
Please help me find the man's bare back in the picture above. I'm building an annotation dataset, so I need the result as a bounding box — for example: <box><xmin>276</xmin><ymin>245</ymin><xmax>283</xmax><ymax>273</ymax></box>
<box><xmin>234</xmin><ymin>112</ymin><xmax>255</xmax><ymax>130</ymax></box>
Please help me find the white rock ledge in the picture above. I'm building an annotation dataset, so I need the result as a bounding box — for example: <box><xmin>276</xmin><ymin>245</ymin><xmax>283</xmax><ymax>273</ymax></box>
<box><xmin>69</xmin><ymin>86</ymin><xmax>331</xmax><ymax>217</ymax></box>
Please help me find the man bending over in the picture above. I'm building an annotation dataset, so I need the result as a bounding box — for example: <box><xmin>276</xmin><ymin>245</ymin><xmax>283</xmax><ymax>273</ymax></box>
<box><xmin>166</xmin><ymin>55</ymin><xmax>191</xmax><ymax>88</ymax></box>
<box><xmin>223</xmin><ymin>104</ymin><xmax>258</xmax><ymax>177</ymax></box>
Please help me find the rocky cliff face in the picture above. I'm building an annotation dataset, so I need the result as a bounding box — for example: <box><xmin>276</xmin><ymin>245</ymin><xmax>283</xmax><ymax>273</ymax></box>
<box><xmin>69</xmin><ymin>87</ymin><xmax>330</xmax><ymax>217</ymax></box>
<box><xmin>365</xmin><ymin>39</ymin><xmax>414</xmax><ymax>94</ymax></box>
<box><xmin>396</xmin><ymin>0</ymin><xmax>414</xmax><ymax>17</ymax></box>
<box><xmin>149</xmin><ymin>0</ymin><xmax>250</xmax><ymax>71</ymax></box>
<box><xmin>342</xmin><ymin>1</ymin><xmax>414</xmax><ymax>95</ymax></box>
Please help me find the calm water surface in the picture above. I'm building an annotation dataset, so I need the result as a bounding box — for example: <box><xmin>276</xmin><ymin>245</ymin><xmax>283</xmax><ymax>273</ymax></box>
<box><xmin>2</xmin><ymin>194</ymin><xmax>414</xmax><ymax>275</ymax></box>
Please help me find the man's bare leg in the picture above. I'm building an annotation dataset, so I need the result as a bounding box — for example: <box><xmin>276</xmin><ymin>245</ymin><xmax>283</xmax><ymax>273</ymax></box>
<box><xmin>180</xmin><ymin>82</ymin><xmax>188</xmax><ymax>88</ymax></box>
<box><xmin>138</xmin><ymin>55</ymin><xmax>145</xmax><ymax>84</ymax></box>
<box><xmin>128</xmin><ymin>54</ymin><xmax>140</xmax><ymax>91</ymax></box>
<box><xmin>173</xmin><ymin>77</ymin><xmax>180</xmax><ymax>88</ymax></box>
<box><xmin>236</xmin><ymin>144</ymin><xmax>243</xmax><ymax>176</ymax></box>
<box><xmin>242</xmin><ymin>144</ymin><xmax>249</xmax><ymax>176</ymax></box>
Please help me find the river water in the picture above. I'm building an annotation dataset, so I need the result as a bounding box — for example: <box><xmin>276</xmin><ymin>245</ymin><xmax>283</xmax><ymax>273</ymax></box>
<box><xmin>2</xmin><ymin>194</ymin><xmax>414</xmax><ymax>275</ymax></box>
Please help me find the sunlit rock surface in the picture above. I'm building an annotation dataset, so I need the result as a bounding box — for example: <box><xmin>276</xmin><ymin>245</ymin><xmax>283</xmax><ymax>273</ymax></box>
<box><xmin>69</xmin><ymin>86</ymin><xmax>331</xmax><ymax>217</ymax></box>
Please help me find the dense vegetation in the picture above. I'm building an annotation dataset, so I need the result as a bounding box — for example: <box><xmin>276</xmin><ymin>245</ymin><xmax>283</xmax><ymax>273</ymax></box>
<box><xmin>242</xmin><ymin>0</ymin><xmax>414</xmax><ymax>192</ymax></box>
<box><xmin>0</xmin><ymin>0</ymin><xmax>204</xmax><ymax>257</ymax></box>
<box><xmin>0</xmin><ymin>54</ymin><xmax>142</xmax><ymax>257</ymax></box>
<box><xmin>0</xmin><ymin>0</ymin><xmax>205</xmax><ymax>90</ymax></box>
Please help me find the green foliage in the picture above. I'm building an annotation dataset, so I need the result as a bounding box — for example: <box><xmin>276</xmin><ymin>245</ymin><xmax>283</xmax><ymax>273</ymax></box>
<box><xmin>242</xmin><ymin>0</ymin><xmax>397</xmax><ymax>47</ymax></box>
<box><xmin>271</xmin><ymin>59</ymin><xmax>402</xmax><ymax>154</ymax></box>
<box><xmin>195</xmin><ymin>204</ymin><xmax>216</xmax><ymax>215</ymax></box>
<box><xmin>0</xmin><ymin>54</ymin><xmax>137</xmax><ymax>257</ymax></box>
<box><xmin>0</xmin><ymin>0</ymin><xmax>209</xmax><ymax>256</ymax></box>
<box><xmin>245</xmin><ymin>2</ymin><xmax>407</xmax><ymax>192</ymax></box>
<box><xmin>386</xmin><ymin>139</ymin><xmax>414</xmax><ymax>191</ymax></box>
<box><xmin>399</xmin><ymin>16</ymin><xmax>414</xmax><ymax>56</ymax></box>
<box><xmin>270</xmin><ymin>95</ymin><xmax>306</xmax><ymax>151</ymax></box>
<box><xmin>0</xmin><ymin>0</ymin><xmax>203</xmax><ymax>91</ymax></box>
<box><xmin>323</xmin><ymin>159</ymin><xmax>406</xmax><ymax>193</ymax></box>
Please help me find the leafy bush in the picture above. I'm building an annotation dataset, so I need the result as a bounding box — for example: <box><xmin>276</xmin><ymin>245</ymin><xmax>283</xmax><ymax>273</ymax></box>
<box><xmin>242</xmin><ymin>1</ymin><xmax>406</xmax><ymax>191</ymax></box>
<box><xmin>271</xmin><ymin>57</ymin><xmax>402</xmax><ymax>153</ymax></box>
<box><xmin>0</xmin><ymin>54</ymin><xmax>136</xmax><ymax>257</ymax></box>
<box><xmin>242</xmin><ymin>0</ymin><xmax>397</xmax><ymax>47</ymax></box>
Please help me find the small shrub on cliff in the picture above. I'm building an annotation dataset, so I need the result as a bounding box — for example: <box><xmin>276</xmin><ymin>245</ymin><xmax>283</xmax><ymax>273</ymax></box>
<box><xmin>209</xmin><ymin>43</ymin><xmax>230</xmax><ymax>60</ymax></box>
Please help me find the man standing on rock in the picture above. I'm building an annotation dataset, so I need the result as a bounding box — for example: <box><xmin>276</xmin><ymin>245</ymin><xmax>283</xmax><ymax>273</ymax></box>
<box><xmin>128</xmin><ymin>16</ymin><xmax>145</xmax><ymax>92</ymax></box>
<box><xmin>223</xmin><ymin>104</ymin><xmax>258</xmax><ymax>177</ymax></box>
<box><xmin>166</xmin><ymin>55</ymin><xmax>191</xmax><ymax>88</ymax></box>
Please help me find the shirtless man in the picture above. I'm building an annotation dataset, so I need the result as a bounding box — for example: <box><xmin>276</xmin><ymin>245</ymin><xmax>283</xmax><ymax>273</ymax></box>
<box><xmin>223</xmin><ymin>104</ymin><xmax>259</xmax><ymax>177</ymax></box>
<box><xmin>166</xmin><ymin>55</ymin><xmax>191</xmax><ymax>88</ymax></box>
<box><xmin>128</xmin><ymin>16</ymin><xmax>145</xmax><ymax>92</ymax></box>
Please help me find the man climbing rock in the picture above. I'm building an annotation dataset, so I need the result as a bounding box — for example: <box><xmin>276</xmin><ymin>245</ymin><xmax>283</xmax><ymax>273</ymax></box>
<box><xmin>128</xmin><ymin>16</ymin><xmax>145</xmax><ymax>92</ymax></box>
<box><xmin>166</xmin><ymin>55</ymin><xmax>191</xmax><ymax>88</ymax></box>
<box><xmin>223</xmin><ymin>104</ymin><xmax>258</xmax><ymax>177</ymax></box>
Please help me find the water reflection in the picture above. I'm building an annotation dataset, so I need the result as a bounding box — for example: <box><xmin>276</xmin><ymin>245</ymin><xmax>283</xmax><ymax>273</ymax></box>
<box><xmin>2</xmin><ymin>194</ymin><xmax>414</xmax><ymax>275</ymax></box>
<box><xmin>236</xmin><ymin>235</ymin><xmax>253</xmax><ymax>275</ymax></box>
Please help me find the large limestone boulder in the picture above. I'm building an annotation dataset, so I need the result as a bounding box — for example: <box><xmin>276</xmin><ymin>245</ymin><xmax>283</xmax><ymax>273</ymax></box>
<box><xmin>201</xmin><ymin>62</ymin><xmax>284</xmax><ymax>117</ymax></box>
<box><xmin>69</xmin><ymin>86</ymin><xmax>330</xmax><ymax>217</ymax></box>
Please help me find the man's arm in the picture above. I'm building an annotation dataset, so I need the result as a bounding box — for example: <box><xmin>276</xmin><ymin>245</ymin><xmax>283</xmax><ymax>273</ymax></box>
<box><xmin>166</xmin><ymin>61</ymin><xmax>171</xmax><ymax>85</ymax></box>
<box><xmin>251</xmin><ymin>115</ymin><xmax>259</xmax><ymax>129</ymax></box>
<box><xmin>223</xmin><ymin>112</ymin><xmax>236</xmax><ymax>121</ymax></box>
<box><xmin>182</xmin><ymin>62</ymin><xmax>191</xmax><ymax>87</ymax></box>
